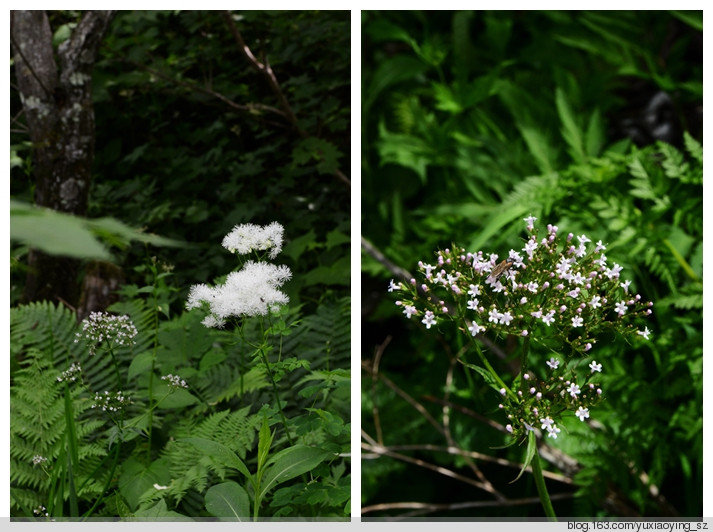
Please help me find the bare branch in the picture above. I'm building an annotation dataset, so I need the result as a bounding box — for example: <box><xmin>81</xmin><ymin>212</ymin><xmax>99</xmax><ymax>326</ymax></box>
<box><xmin>221</xmin><ymin>11</ymin><xmax>350</xmax><ymax>188</ymax></box>
<box><xmin>116</xmin><ymin>56</ymin><xmax>287</xmax><ymax>122</ymax></box>
<box><xmin>221</xmin><ymin>11</ymin><xmax>303</xmax><ymax>135</ymax></box>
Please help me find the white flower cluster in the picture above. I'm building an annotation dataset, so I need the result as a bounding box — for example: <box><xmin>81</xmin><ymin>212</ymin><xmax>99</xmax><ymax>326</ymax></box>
<box><xmin>222</xmin><ymin>222</ymin><xmax>284</xmax><ymax>259</ymax></box>
<box><xmin>187</xmin><ymin>261</ymin><xmax>291</xmax><ymax>328</ymax></box>
<box><xmin>57</xmin><ymin>362</ymin><xmax>82</xmax><ymax>383</ymax></box>
<box><xmin>75</xmin><ymin>312</ymin><xmax>138</xmax><ymax>356</ymax></box>
<box><xmin>161</xmin><ymin>374</ymin><xmax>189</xmax><ymax>389</ymax></box>
<box><xmin>187</xmin><ymin>222</ymin><xmax>292</xmax><ymax>329</ymax></box>
<box><xmin>32</xmin><ymin>455</ymin><xmax>48</xmax><ymax>466</ymax></box>
<box><xmin>91</xmin><ymin>390</ymin><xmax>131</xmax><ymax>412</ymax></box>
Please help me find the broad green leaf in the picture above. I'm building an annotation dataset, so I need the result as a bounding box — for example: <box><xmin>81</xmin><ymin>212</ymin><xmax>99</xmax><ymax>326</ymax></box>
<box><xmin>584</xmin><ymin>108</ymin><xmax>605</xmax><ymax>157</ymax></box>
<box><xmin>257</xmin><ymin>417</ymin><xmax>274</xmax><ymax>472</ymax></box>
<box><xmin>364</xmin><ymin>55</ymin><xmax>429</xmax><ymax>112</ymax></box>
<box><xmin>86</xmin><ymin>216</ymin><xmax>182</xmax><ymax>249</ymax></box>
<box><xmin>11</xmin><ymin>200</ymin><xmax>111</xmax><ymax>260</ymax></box>
<box><xmin>204</xmin><ymin>481</ymin><xmax>251</xmax><ymax>520</ymax></box>
<box><xmin>127</xmin><ymin>351</ymin><xmax>154</xmax><ymax>382</ymax></box>
<box><xmin>133</xmin><ymin>499</ymin><xmax>193</xmax><ymax>520</ymax></box>
<box><xmin>302</xmin><ymin>257</ymin><xmax>350</xmax><ymax>287</ymax></box>
<box><xmin>10</xmin><ymin>200</ymin><xmax>181</xmax><ymax>261</ymax></box>
<box><xmin>118</xmin><ymin>457</ymin><xmax>172</xmax><ymax>511</ymax></box>
<box><xmin>154</xmin><ymin>387</ymin><xmax>198</xmax><ymax>409</ymax></box>
<box><xmin>555</xmin><ymin>87</ymin><xmax>585</xmax><ymax>164</ymax></box>
<box><xmin>282</xmin><ymin>229</ymin><xmax>319</xmax><ymax>263</ymax></box>
<box><xmin>258</xmin><ymin>446</ymin><xmax>331</xmax><ymax>500</ymax></box>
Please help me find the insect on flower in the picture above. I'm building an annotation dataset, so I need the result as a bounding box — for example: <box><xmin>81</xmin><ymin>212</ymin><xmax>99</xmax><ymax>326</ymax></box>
<box><xmin>489</xmin><ymin>257</ymin><xmax>515</xmax><ymax>281</ymax></box>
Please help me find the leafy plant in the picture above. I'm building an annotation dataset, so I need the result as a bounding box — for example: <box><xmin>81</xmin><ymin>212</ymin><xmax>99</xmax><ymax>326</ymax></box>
<box><xmin>362</xmin><ymin>10</ymin><xmax>701</xmax><ymax>518</ymax></box>
<box><xmin>10</xmin><ymin>223</ymin><xmax>350</xmax><ymax>520</ymax></box>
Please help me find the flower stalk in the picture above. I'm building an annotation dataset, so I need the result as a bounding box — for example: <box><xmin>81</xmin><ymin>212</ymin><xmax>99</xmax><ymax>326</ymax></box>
<box><xmin>389</xmin><ymin>216</ymin><xmax>654</xmax><ymax>515</ymax></box>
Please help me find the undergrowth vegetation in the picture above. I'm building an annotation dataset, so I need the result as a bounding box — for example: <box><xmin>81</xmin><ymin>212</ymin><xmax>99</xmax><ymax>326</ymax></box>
<box><xmin>11</xmin><ymin>238</ymin><xmax>350</xmax><ymax>520</ymax></box>
<box><xmin>361</xmin><ymin>10</ymin><xmax>701</xmax><ymax>518</ymax></box>
<box><xmin>11</xmin><ymin>11</ymin><xmax>350</xmax><ymax>520</ymax></box>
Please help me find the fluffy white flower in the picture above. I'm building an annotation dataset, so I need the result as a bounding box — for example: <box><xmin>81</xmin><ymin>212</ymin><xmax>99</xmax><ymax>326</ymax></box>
<box><xmin>187</xmin><ymin>261</ymin><xmax>292</xmax><ymax>326</ymax></box>
<box><xmin>221</xmin><ymin>222</ymin><xmax>284</xmax><ymax>259</ymax></box>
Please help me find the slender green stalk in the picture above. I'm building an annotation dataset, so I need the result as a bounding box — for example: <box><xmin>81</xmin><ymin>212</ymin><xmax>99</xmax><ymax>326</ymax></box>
<box><xmin>468</xmin><ymin>331</ymin><xmax>518</xmax><ymax>401</ymax></box>
<box><xmin>530</xmin><ymin>446</ymin><xmax>557</xmax><ymax>520</ymax></box>
<box><xmin>81</xmin><ymin>442</ymin><xmax>121</xmax><ymax>519</ymax></box>
<box><xmin>63</xmin><ymin>383</ymin><xmax>79</xmax><ymax>517</ymax></box>
<box><xmin>520</xmin><ymin>333</ymin><xmax>531</xmax><ymax>394</ymax></box>
<box><xmin>65</xmin><ymin>442</ymin><xmax>78</xmax><ymax>517</ymax></box>
<box><xmin>258</xmin><ymin>346</ymin><xmax>293</xmax><ymax>446</ymax></box>
<box><xmin>239</xmin><ymin>315</ymin><xmax>293</xmax><ymax>446</ymax></box>
<box><xmin>146</xmin><ymin>266</ymin><xmax>161</xmax><ymax>462</ymax></box>
<box><xmin>107</xmin><ymin>346</ymin><xmax>123</xmax><ymax>390</ymax></box>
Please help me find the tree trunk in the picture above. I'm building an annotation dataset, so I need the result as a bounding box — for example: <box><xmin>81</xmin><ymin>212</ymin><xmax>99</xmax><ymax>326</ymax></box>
<box><xmin>11</xmin><ymin>10</ymin><xmax>115</xmax><ymax>306</ymax></box>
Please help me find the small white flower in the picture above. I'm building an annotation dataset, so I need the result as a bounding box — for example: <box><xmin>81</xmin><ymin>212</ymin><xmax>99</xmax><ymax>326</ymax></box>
<box><xmin>615</xmin><ymin>301</ymin><xmax>627</xmax><ymax>316</ymax></box>
<box><xmin>57</xmin><ymin>362</ymin><xmax>82</xmax><ymax>382</ymax></box>
<box><xmin>422</xmin><ymin>311</ymin><xmax>436</xmax><ymax>329</ymax></box>
<box><xmin>162</xmin><ymin>374</ymin><xmax>189</xmax><ymax>389</ymax></box>
<box><xmin>468</xmin><ymin>320</ymin><xmax>485</xmax><ymax>336</ymax></box>
<box><xmin>401</xmin><ymin>305</ymin><xmax>417</xmax><ymax>319</ymax></box>
<box><xmin>575</xmin><ymin>407</ymin><xmax>590</xmax><ymax>422</ymax></box>
<box><xmin>75</xmin><ymin>313</ymin><xmax>138</xmax><ymax>356</ymax></box>
<box><xmin>546</xmin><ymin>425</ymin><xmax>561</xmax><ymax>439</ymax></box>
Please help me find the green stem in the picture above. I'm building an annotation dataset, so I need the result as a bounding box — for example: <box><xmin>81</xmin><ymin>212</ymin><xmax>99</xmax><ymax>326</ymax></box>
<box><xmin>107</xmin><ymin>346</ymin><xmax>123</xmax><ymax>390</ymax></box>
<box><xmin>531</xmin><ymin>446</ymin><xmax>557</xmax><ymax>520</ymax></box>
<box><xmin>258</xmin><ymin>346</ymin><xmax>293</xmax><ymax>446</ymax></box>
<box><xmin>63</xmin><ymin>386</ymin><xmax>79</xmax><ymax>517</ymax></box>
<box><xmin>81</xmin><ymin>442</ymin><xmax>121</xmax><ymax>520</ymax></box>
<box><xmin>147</xmin><ymin>270</ymin><xmax>161</xmax><ymax>462</ymax></box>
<box><xmin>469</xmin><ymin>332</ymin><xmax>518</xmax><ymax>402</ymax></box>
<box><xmin>520</xmin><ymin>333</ymin><xmax>531</xmax><ymax>394</ymax></box>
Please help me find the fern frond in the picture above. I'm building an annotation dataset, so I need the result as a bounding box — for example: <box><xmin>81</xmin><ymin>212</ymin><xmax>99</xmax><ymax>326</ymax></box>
<box><xmin>159</xmin><ymin>406</ymin><xmax>260</xmax><ymax>503</ymax></box>
<box><xmin>11</xmin><ymin>300</ymin><xmax>77</xmax><ymax>365</ymax></box>
<box><xmin>10</xmin><ymin>348</ymin><xmax>110</xmax><ymax>515</ymax></box>
<box><xmin>290</xmin><ymin>296</ymin><xmax>351</xmax><ymax>370</ymax></box>
<box><xmin>642</xmin><ymin>245</ymin><xmax>677</xmax><ymax>293</ymax></box>
<box><xmin>627</xmin><ymin>156</ymin><xmax>671</xmax><ymax>212</ymax></box>
<box><xmin>655</xmin><ymin>141</ymin><xmax>689</xmax><ymax>181</ymax></box>
<box><xmin>207</xmin><ymin>365</ymin><xmax>270</xmax><ymax>405</ymax></box>
<box><xmin>683</xmin><ymin>131</ymin><xmax>702</xmax><ymax>166</ymax></box>
<box><xmin>657</xmin><ymin>283</ymin><xmax>703</xmax><ymax>310</ymax></box>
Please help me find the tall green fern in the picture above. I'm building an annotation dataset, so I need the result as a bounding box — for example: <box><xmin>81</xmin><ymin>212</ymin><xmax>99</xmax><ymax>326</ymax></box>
<box><xmin>10</xmin><ymin>347</ymin><xmax>110</xmax><ymax>515</ymax></box>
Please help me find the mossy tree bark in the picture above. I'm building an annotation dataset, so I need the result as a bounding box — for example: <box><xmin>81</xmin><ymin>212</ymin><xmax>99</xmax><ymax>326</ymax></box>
<box><xmin>11</xmin><ymin>10</ymin><xmax>115</xmax><ymax>306</ymax></box>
